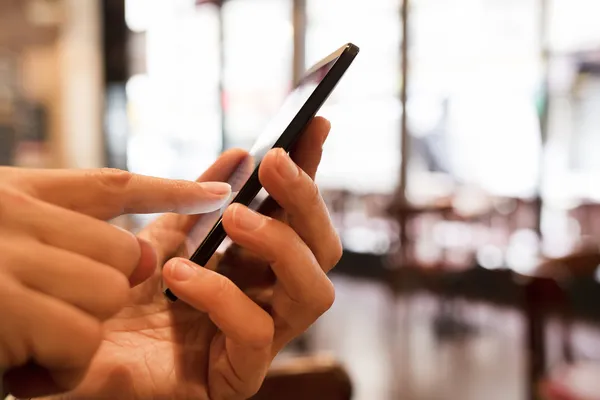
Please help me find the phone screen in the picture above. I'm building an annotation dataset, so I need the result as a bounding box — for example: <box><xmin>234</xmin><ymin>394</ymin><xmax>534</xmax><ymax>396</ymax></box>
<box><xmin>182</xmin><ymin>56</ymin><xmax>340</xmax><ymax>256</ymax></box>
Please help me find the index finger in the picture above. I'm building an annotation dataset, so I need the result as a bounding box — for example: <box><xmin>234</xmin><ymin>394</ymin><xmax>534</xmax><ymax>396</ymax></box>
<box><xmin>259</xmin><ymin>149</ymin><xmax>342</xmax><ymax>270</ymax></box>
<box><xmin>253</xmin><ymin>117</ymin><xmax>331</xmax><ymax>220</ymax></box>
<box><xmin>17</xmin><ymin>168</ymin><xmax>232</xmax><ymax>220</ymax></box>
<box><xmin>137</xmin><ymin>148</ymin><xmax>251</xmax><ymax>259</ymax></box>
<box><xmin>290</xmin><ymin>116</ymin><xmax>331</xmax><ymax>179</ymax></box>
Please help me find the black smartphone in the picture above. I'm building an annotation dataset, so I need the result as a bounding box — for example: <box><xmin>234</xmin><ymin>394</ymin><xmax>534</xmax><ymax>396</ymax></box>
<box><xmin>164</xmin><ymin>43</ymin><xmax>359</xmax><ymax>302</ymax></box>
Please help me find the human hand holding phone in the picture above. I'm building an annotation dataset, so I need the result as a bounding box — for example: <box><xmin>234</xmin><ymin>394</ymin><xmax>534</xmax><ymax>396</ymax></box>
<box><xmin>12</xmin><ymin>117</ymin><xmax>342</xmax><ymax>400</ymax></box>
<box><xmin>163</xmin><ymin>42</ymin><xmax>358</xmax><ymax>302</ymax></box>
<box><xmin>3</xmin><ymin>43</ymin><xmax>357</xmax><ymax>400</ymax></box>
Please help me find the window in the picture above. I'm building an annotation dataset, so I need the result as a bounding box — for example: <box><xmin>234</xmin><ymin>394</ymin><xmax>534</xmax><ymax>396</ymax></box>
<box><xmin>126</xmin><ymin>0</ymin><xmax>222</xmax><ymax>182</ymax></box>
<box><xmin>222</xmin><ymin>0</ymin><xmax>293</xmax><ymax>150</ymax></box>
<box><xmin>306</xmin><ymin>0</ymin><xmax>402</xmax><ymax>194</ymax></box>
<box><xmin>409</xmin><ymin>0</ymin><xmax>542</xmax><ymax>198</ymax></box>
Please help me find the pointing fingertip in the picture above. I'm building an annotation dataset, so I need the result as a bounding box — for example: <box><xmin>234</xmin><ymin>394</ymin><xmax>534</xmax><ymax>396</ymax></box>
<box><xmin>199</xmin><ymin>181</ymin><xmax>231</xmax><ymax>196</ymax></box>
<box><xmin>177</xmin><ymin>182</ymin><xmax>232</xmax><ymax>215</ymax></box>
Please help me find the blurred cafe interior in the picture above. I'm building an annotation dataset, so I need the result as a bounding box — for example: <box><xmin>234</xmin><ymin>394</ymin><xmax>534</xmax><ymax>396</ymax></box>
<box><xmin>3</xmin><ymin>0</ymin><xmax>600</xmax><ymax>399</ymax></box>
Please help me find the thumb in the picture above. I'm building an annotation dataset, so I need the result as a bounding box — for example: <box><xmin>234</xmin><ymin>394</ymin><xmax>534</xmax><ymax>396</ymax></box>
<box><xmin>14</xmin><ymin>168</ymin><xmax>231</xmax><ymax>220</ymax></box>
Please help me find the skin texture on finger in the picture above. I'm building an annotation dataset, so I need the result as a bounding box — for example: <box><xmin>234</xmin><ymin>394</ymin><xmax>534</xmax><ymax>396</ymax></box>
<box><xmin>162</xmin><ymin>258</ymin><xmax>274</xmax><ymax>348</ymax></box>
<box><xmin>242</xmin><ymin>117</ymin><xmax>329</xmax><ymax>225</ymax></box>
<box><xmin>258</xmin><ymin>148</ymin><xmax>343</xmax><ymax>271</ymax></box>
<box><xmin>5</xmin><ymin>194</ymin><xmax>143</xmax><ymax>278</ymax></box>
<box><xmin>289</xmin><ymin>116</ymin><xmax>330</xmax><ymax>180</ymax></box>
<box><xmin>11</xmin><ymin>168</ymin><xmax>232</xmax><ymax>220</ymax></box>
<box><xmin>139</xmin><ymin>149</ymin><xmax>250</xmax><ymax>263</ymax></box>
<box><xmin>221</xmin><ymin>204</ymin><xmax>332</xmax><ymax>305</ymax></box>
<box><xmin>3</xmin><ymin>240</ymin><xmax>131</xmax><ymax>319</ymax></box>
<box><xmin>221</xmin><ymin>204</ymin><xmax>335</xmax><ymax>351</ymax></box>
<box><xmin>249</xmin><ymin>117</ymin><xmax>330</xmax><ymax>224</ymax></box>
<box><xmin>0</xmin><ymin>123</ymin><xmax>333</xmax><ymax>400</ymax></box>
<box><xmin>131</xmin><ymin>147</ymin><xmax>249</xmax><ymax>302</ymax></box>
<box><xmin>163</xmin><ymin>258</ymin><xmax>273</xmax><ymax>398</ymax></box>
<box><xmin>0</xmin><ymin>282</ymin><xmax>102</xmax><ymax>398</ymax></box>
<box><xmin>209</xmin><ymin>333</ymin><xmax>271</xmax><ymax>399</ymax></box>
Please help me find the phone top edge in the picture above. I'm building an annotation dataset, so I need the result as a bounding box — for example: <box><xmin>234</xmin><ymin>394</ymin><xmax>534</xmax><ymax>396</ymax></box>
<box><xmin>303</xmin><ymin>43</ymin><xmax>359</xmax><ymax>78</ymax></box>
<box><xmin>226</xmin><ymin>43</ymin><xmax>359</xmax><ymax>208</ymax></box>
<box><xmin>189</xmin><ymin>44</ymin><xmax>359</xmax><ymax>268</ymax></box>
<box><xmin>346</xmin><ymin>43</ymin><xmax>360</xmax><ymax>56</ymax></box>
<box><xmin>274</xmin><ymin>47</ymin><xmax>358</xmax><ymax>151</ymax></box>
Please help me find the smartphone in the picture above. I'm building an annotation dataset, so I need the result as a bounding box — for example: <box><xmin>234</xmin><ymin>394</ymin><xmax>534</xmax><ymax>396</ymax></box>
<box><xmin>164</xmin><ymin>43</ymin><xmax>359</xmax><ymax>302</ymax></box>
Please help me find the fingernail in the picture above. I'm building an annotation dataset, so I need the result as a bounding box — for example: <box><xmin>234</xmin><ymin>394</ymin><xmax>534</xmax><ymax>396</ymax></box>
<box><xmin>178</xmin><ymin>182</ymin><xmax>232</xmax><ymax>214</ymax></box>
<box><xmin>233</xmin><ymin>205</ymin><xmax>265</xmax><ymax>231</ymax></box>
<box><xmin>169</xmin><ymin>260</ymin><xmax>196</xmax><ymax>281</ymax></box>
<box><xmin>130</xmin><ymin>237</ymin><xmax>157</xmax><ymax>287</ymax></box>
<box><xmin>276</xmin><ymin>149</ymin><xmax>300</xmax><ymax>180</ymax></box>
<box><xmin>199</xmin><ymin>182</ymin><xmax>232</xmax><ymax>196</ymax></box>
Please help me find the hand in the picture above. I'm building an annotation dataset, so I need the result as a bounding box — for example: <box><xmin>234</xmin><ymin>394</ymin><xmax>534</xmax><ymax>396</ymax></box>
<box><xmin>26</xmin><ymin>117</ymin><xmax>342</xmax><ymax>400</ymax></box>
<box><xmin>0</xmin><ymin>168</ymin><xmax>231</xmax><ymax>395</ymax></box>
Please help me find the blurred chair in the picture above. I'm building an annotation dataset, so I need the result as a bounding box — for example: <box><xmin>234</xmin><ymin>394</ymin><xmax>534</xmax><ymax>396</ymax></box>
<box><xmin>523</xmin><ymin>249</ymin><xmax>600</xmax><ymax>400</ymax></box>
<box><xmin>387</xmin><ymin>194</ymin><xmax>497</xmax><ymax>339</ymax></box>
<box><xmin>570</xmin><ymin>202</ymin><xmax>600</xmax><ymax>242</ymax></box>
<box><xmin>522</xmin><ymin>273</ymin><xmax>567</xmax><ymax>400</ymax></box>
<box><xmin>251</xmin><ymin>355</ymin><xmax>352</xmax><ymax>400</ymax></box>
<box><xmin>540</xmin><ymin>363</ymin><xmax>600</xmax><ymax>400</ymax></box>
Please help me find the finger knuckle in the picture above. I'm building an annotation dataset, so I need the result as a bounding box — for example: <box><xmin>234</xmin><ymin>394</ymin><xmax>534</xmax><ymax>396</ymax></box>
<box><xmin>250</xmin><ymin>320</ymin><xmax>274</xmax><ymax>349</ymax></box>
<box><xmin>95</xmin><ymin>168</ymin><xmax>133</xmax><ymax>192</ymax></box>
<box><xmin>296</xmin><ymin>275</ymin><xmax>336</xmax><ymax>318</ymax></box>
<box><xmin>211</xmin><ymin>273</ymin><xmax>235</xmax><ymax>304</ymax></box>
<box><xmin>0</xmin><ymin>185</ymin><xmax>34</xmax><ymax>208</ymax></box>
<box><xmin>328</xmin><ymin>234</ymin><xmax>344</xmax><ymax>268</ymax></box>
<box><xmin>301</xmin><ymin>178</ymin><xmax>322</xmax><ymax>206</ymax></box>
<box><xmin>0</xmin><ymin>186</ymin><xmax>37</xmax><ymax>224</ymax></box>
<box><xmin>315</xmin><ymin>279</ymin><xmax>336</xmax><ymax>315</ymax></box>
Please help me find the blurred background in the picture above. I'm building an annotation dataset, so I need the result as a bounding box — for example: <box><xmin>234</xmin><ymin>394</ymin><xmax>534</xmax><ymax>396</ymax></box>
<box><xmin>3</xmin><ymin>0</ymin><xmax>600</xmax><ymax>399</ymax></box>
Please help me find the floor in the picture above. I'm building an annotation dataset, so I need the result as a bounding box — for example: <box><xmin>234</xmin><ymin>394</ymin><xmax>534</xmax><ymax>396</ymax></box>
<box><xmin>306</xmin><ymin>275</ymin><xmax>534</xmax><ymax>400</ymax></box>
<box><xmin>4</xmin><ymin>274</ymin><xmax>600</xmax><ymax>399</ymax></box>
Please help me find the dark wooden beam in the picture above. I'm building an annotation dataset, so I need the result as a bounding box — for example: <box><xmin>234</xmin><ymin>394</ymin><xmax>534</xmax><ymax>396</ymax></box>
<box><xmin>101</xmin><ymin>0</ymin><xmax>127</xmax><ymax>83</ymax></box>
<box><xmin>397</xmin><ymin>0</ymin><xmax>410</xmax><ymax>267</ymax></box>
<box><xmin>292</xmin><ymin>0</ymin><xmax>306</xmax><ymax>85</ymax></box>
